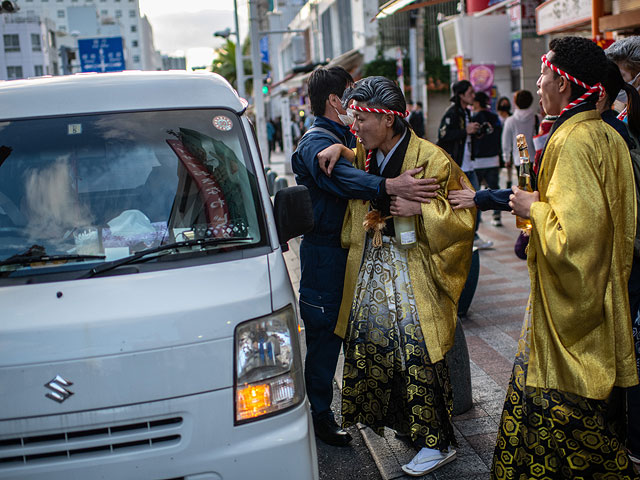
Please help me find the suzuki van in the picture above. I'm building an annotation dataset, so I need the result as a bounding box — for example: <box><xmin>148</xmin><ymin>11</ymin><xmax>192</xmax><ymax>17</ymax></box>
<box><xmin>0</xmin><ymin>71</ymin><xmax>317</xmax><ymax>479</ymax></box>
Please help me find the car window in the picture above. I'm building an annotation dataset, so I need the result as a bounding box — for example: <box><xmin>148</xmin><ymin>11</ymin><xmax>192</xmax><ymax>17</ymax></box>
<box><xmin>0</xmin><ymin>109</ymin><xmax>267</xmax><ymax>275</ymax></box>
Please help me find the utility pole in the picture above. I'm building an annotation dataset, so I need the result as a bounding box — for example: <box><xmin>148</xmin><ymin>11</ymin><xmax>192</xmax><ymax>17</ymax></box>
<box><xmin>233</xmin><ymin>0</ymin><xmax>246</xmax><ymax>99</ymax></box>
<box><xmin>409</xmin><ymin>10</ymin><xmax>418</xmax><ymax>103</ymax></box>
<box><xmin>249</xmin><ymin>0</ymin><xmax>268</xmax><ymax>162</ymax></box>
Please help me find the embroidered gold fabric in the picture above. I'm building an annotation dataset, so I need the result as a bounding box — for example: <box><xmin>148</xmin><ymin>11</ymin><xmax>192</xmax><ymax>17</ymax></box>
<box><xmin>335</xmin><ymin>131</ymin><xmax>476</xmax><ymax>363</ymax></box>
<box><xmin>526</xmin><ymin>110</ymin><xmax>639</xmax><ymax>399</ymax></box>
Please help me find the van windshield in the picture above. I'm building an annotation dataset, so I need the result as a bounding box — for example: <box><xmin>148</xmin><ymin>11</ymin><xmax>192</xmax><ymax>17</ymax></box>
<box><xmin>0</xmin><ymin>109</ymin><xmax>267</xmax><ymax>276</ymax></box>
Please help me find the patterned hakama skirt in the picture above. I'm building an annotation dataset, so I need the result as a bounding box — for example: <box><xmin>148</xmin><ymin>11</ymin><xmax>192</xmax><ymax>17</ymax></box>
<box><xmin>491</xmin><ymin>309</ymin><xmax>639</xmax><ymax>479</ymax></box>
<box><xmin>341</xmin><ymin>237</ymin><xmax>456</xmax><ymax>450</ymax></box>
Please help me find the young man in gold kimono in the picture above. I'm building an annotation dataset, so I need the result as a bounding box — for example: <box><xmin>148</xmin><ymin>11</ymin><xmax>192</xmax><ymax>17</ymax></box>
<box><xmin>329</xmin><ymin>76</ymin><xmax>475</xmax><ymax>476</ymax></box>
<box><xmin>494</xmin><ymin>36</ymin><xmax>640</xmax><ymax>479</ymax></box>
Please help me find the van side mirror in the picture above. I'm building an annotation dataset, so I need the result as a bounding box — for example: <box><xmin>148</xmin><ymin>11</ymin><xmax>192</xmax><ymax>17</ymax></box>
<box><xmin>273</xmin><ymin>185</ymin><xmax>314</xmax><ymax>250</ymax></box>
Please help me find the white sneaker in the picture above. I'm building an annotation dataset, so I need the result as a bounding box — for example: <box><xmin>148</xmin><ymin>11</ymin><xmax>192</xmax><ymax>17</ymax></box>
<box><xmin>401</xmin><ymin>447</ymin><xmax>457</xmax><ymax>476</ymax></box>
<box><xmin>474</xmin><ymin>237</ymin><xmax>493</xmax><ymax>249</ymax></box>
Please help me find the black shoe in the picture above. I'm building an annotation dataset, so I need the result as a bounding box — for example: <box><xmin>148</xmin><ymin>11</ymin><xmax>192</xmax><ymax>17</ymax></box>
<box><xmin>313</xmin><ymin>416</ymin><xmax>352</xmax><ymax>446</ymax></box>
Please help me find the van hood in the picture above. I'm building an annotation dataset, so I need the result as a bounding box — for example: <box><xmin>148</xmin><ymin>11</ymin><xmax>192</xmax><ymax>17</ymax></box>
<box><xmin>0</xmin><ymin>255</ymin><xmax>276</xmax><ymax>420</ymax></box>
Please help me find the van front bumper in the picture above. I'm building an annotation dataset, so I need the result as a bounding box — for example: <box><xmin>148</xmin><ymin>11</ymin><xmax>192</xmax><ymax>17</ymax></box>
<box><xmin>0</xmin><ymin>388</ymin><xmax>318</xmax><ymax>480</ymax></box>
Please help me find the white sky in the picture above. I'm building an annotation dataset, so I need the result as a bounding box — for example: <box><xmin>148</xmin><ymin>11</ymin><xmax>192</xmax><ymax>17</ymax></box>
<box><xmin>138</xmin><ymin>0</ymin><xmax>249</xmax><ymax>70</ymax></box>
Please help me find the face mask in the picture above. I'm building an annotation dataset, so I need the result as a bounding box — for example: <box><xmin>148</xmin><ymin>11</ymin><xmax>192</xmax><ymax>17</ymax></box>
<box><xmin>336</xmin><ymin>108</ymin><xmax>354</xmax><ymax>126</ymax></box>
<box><xmin>616</xmin><ymin>71</ymin><xmax>640</xmax><ymax>103</ymax></box>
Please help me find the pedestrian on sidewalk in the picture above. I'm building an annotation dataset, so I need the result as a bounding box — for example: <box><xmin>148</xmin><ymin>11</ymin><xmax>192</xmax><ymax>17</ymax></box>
<box><xmin>335</xmin><ymin>76</ymin><xmax>475</xmax><ymax>476</ymax></box>
<box><xmin>471</xmin><ymin>91</ymin><xmax>503</xmax><ymax>227</ymax></box>
<box><xmin>492</xmin><ymin>36</ymin><xmax>639</xmax><ymax>479</ymax></box>
<box><xmin>501</xmin><ymin>90</ymin><xmax>538</xmax><ymax>190</ymax></box>
<box><xmin>408</xmin><ymin>100</ymin><xmax>426</xmax><ymax>138</ymax></box>
<box><xmin>437</xmin><ymin>80</ymin><xmax>493</xmax><ymax>249</ymax></box>
<box><xmin>291</xmin><ymin>66</ymin><xmax>439</xmax><ymax>447</ymax></box>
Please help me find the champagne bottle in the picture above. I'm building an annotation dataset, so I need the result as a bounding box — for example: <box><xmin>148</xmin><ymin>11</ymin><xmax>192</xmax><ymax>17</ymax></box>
<box><xmin>393</xmin><ymin>216</ymin><xmax>417</xmax><ymax>249</ymax></box>
<box><xmin>515</xmin><ymin>134</ymin><xmax>533</xmax><ymax>232</ymax></box>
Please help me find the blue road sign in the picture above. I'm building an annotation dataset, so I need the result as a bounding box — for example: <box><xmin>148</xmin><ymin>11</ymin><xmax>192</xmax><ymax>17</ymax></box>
<box><xmin>78</xmin><ymin>37</ymin><xmax>125</xmax><ymax>73</ymax></box>
<box><xmin>259</xmin><ymin>36</ymin><xmax>269</xmax><ymax>65</ymax></box>
<box><xmin>511</xmin><ymin>38</ymin><xmax>522</xmax><ymax>68</ymax></box>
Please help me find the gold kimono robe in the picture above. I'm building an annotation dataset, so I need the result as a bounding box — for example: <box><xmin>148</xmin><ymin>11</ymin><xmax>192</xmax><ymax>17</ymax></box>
<box><xmin>527</xmin><ymin>110</ymin><xmax>639</xmax><ymax>400</ymax></box>
<box><xmin>335</xmin><ymin>131</ymin><xmax>475</xmax><ymax>363</ymax></box>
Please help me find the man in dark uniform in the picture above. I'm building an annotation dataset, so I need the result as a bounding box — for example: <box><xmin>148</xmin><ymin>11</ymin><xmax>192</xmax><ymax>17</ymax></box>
<box><xmin>292</xmin><ymin>66</ymin><xmax>438</xmax><ymax>446</ymax></box>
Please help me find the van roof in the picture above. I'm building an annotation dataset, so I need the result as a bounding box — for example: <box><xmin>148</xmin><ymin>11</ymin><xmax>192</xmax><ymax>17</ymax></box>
<box><xmin>0</xmin><ymin>71</ymin><xmax>247</xmax><ymax>120</ymax></box>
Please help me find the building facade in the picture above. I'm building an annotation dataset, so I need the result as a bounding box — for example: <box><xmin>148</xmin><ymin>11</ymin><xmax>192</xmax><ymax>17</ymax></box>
<box><xmin>19</xmin><ymin>0</ymin><xmax>157</xmax><ymax>71</ymax></box>
<box><xmin>0</xmin><ymin>14</ymin><xmax>59</xmax><ymax>80</ymax></box>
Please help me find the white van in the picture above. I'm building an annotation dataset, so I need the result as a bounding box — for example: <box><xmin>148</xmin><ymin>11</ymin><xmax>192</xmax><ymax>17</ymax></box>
<box><xmin>0</xmin><ymin>71</ymin><xmax>318</xmax><ymax>479</ymax></box>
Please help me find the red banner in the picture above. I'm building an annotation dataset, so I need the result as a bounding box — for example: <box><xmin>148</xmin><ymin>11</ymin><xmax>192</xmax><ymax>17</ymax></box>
<box><xmin>166</xmin><ymin>139</ymin><xmax>230</xmax><ymax>233</ymax></box>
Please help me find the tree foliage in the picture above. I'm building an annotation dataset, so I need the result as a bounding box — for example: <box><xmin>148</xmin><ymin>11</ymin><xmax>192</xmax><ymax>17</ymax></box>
<box><xmin>211</xmin><ymin>38</ymin><xmax>269</xmax><ymax>95</ymax></box>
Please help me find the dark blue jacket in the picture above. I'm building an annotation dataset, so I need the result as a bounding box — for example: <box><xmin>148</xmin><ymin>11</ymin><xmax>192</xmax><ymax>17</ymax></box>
<box><xmin>471</xmin><ymin>109</ymin><xmax>502</xmax><ymax>158</ymax></box>
<box><xmin>292</xmin><ymin>116</ymin><xmax>383</xmax><ymax>306</ymax></box>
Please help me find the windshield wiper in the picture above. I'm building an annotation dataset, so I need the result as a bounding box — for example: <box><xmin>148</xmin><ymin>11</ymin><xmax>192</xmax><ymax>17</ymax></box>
<box><xmin>0</xmin><ymin>253</ymin><xmax>106</xmax><ymax>268</ymax></box>
<box><xmin>81</xmin><ymin>236</ymin><xmax>253</xmax><ymax>279</ymax></box>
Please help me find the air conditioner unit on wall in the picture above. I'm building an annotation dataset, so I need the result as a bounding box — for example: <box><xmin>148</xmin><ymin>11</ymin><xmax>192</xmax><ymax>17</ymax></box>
<box><xmin>437</xmin><ymin>14</ymin><xmax>511</xmax><ymax>66</ymax></box>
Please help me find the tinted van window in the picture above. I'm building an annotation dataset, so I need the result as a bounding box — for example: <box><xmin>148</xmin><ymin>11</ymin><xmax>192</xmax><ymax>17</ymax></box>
<box><xmin>0</xmin><ymin>109</ymin><xmax>266</xmax><ymax>276</ymax></box>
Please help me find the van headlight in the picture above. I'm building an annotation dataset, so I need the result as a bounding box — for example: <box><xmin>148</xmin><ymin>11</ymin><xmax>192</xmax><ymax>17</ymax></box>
<box><xmin>234</xmin><ymin>306</ymin><xmax>304</xmax><ymax>424</ymax></box>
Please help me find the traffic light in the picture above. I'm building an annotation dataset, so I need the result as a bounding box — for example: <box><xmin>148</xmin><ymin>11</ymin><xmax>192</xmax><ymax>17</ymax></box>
<box><xmin>0</xmin><ymin>1</ymin><xmax>19</xmax><ymax>13</ymax></box>
<box><xmin>262</xmin><ymin>75</ymin><xmax>271</xmax><ymax>96</ymax></box>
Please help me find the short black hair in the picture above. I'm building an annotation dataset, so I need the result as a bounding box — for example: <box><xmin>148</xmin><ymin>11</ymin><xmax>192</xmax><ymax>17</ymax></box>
<box><xmin>548</xmin><ymin>36</ymin><xmax>608</xmax><ymax>104</ymax></box>
<box><xmin>307</xmin><ymin>66</ymin><xmax>354</xmax><ymax>116</ymax></box>
<box><xmin>474</xmin><ymin>91</ymin><xmax>489</xmax><ymax>109</ymax></box>
<box><xmin>416</xmin><ymin>101</ymin><xmax>423</xmax><ymax>108</ymax></box>
<box><xmin>345</xmin><ymin>76</ymin><xmax>408</xmax><ymax>136</ymax></box>
<box><xmin>514</xmin><ymin>90</ymin><xmax>533</xmax><ymax>109</ymax></box>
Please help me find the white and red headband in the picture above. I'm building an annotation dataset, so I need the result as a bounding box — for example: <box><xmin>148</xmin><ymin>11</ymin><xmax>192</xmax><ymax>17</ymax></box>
<box><xmin>348</xmin><ymin>104</ymin><xmax>409</xmax><ymax>172</ymax></box>
<box><xmin>541</xmin><ymin>54</ymin><xmax>604</xmax><ymax>117</ymax></box>
<box><xmin>348</xmin><ymin>104</ymin><xmax>410</xmax><ymax>118</ymax></box>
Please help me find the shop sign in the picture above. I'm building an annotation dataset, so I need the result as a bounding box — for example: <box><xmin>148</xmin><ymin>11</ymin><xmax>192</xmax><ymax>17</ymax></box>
<box><xmin>536</xmin><ymin>0</ymin><xmax>591</xmax><ymax>35</ymax></box>
<box><xmin>469</xmin><ymin>64</ymin><xmax>495</xmax><ymax>93</ymax></box>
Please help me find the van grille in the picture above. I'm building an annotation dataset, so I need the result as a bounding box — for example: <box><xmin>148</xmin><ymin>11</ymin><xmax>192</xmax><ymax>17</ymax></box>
<box><xmin>0</xmin><ymin>416</ymin><xmax>182</xmax><ymax>468</ymax></box>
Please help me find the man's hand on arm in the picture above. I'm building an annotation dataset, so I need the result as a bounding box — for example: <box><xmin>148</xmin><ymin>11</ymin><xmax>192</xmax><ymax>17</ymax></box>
<box><xmin>509</xmin><ymin>185</ymin><xmax>539</xmax><ymax>218</ymax></box>
<box><xmin>448</xmin><ymin>177</ymin><xmax>476</xmax><ymax>210</ymax></box>
<box><xmin>385</xmin><ymin>168</ymin><xmax>439</xmax><ymax>203</ymax></box>
<box><xmin>390</xmin><ymin>196</ymin><xmax>422</xmax><ymax>216</ymax></box>
<box><xmin>317</xmin><ymin>144</ymin><xmax>355</xmax><ymax>176</ymax></box>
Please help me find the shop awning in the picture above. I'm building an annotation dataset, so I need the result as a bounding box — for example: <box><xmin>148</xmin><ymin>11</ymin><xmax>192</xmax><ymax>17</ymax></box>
<box><xmin>271</xmin><ymin>48</ymin><xmax>364</xmax><ymax>95</ymax></box>
<box><xmin>599</xmin><ymin>9</ymin><xmax>640</xmax><ymax>31</ymax></box>
<box><xmin>374</xmin><ymin>0</ymin><xmax>454</xmax><ymax>19</ymax></box>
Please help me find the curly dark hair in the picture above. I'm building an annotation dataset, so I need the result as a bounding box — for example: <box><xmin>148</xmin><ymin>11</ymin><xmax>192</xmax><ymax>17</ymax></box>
<box><xmin>548</xmin><ymin>36</ymin><xmax>608</xmax><ymax>104</ymax></box>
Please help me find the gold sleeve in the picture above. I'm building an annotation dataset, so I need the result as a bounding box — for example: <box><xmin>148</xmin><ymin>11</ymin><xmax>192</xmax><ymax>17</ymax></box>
<box><xmin>417</xmin><ymin>151</ymin><xmax>476</xmax><ymax>304</ymax></box>
<box><xmin>529</xmin><ymin>139</ymin><xmax>617</xmax><ymax>345</ymax></box>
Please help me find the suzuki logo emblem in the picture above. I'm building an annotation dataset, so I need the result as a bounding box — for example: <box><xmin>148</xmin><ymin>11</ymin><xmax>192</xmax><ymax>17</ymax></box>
<box><xmin>44</xmin><ymin>375</ymin><xmax>74</xmax><ymax>403</ymax></box>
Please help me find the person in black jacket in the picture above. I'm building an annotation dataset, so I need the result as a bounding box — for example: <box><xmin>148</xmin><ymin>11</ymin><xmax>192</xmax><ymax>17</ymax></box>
<box><xmin>437</xmin><ymin>80</ymin><xmax>478</xmax><ymax>169</ymax></box>
<box><xmin>471</xmin><ymin>92</ymin><xmax>503</xmax><ymax>226</ymax></box>
<box><xmin>408</xmin><ymin>101</ymin><xmax>426</xmax><ymax>138</ymax></box>
<box><xmin>437</xmin><ymin>80</ymin><xmax>493</xmax><ymax>248</ymax></box>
